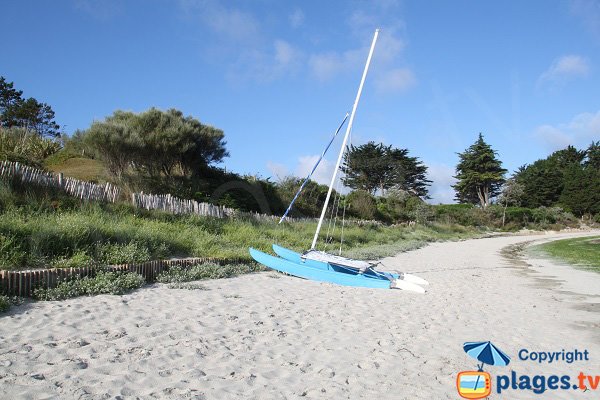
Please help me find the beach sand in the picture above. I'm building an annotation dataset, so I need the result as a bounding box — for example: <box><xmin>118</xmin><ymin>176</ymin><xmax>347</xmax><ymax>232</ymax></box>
<box><xmin>1</xmin><ymin>231</ymin><xmax>599</xmax><ymax>399</ymax></box>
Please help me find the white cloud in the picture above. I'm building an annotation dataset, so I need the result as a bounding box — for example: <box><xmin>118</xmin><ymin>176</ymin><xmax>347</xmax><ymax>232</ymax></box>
<box><xmin>375</xmin><ymin>68</ymin><xmax>416</xmax><ymax>93</ymax></box>
<box><xmin>73</xmin><ymin>0</ymin><xmax>122</xmax><ymax>20</ymax></box>
<box><xmin>229</xmin><ymin>39</ymin><xmax>303</xmax><ymax>82</ymax></box>
<box><xmin>534</xmin><ymin>125</ymin><xmax>573</xmax><ymax>151</ymax></box>
<box><xmin>425</xmin><ymin>163</ymin><xmax>457</xmax><ymax>204</ymax></box>
<box><xmin>307</xmin><ymin>27</ymin><xmax>412</xmax><ymax>92</ymax></box>
<box><xmin>266</xmin><ymin>161</ymin><xmax>289</xmax><ymax>181</ymax></box>
<box><xmin>533</xmin><ymin>110</ymin><xmax>600</xmax><ymax>151</ymax></box>
<box><xmin>296</xmin><ymin>155</ymin><xmax>336</xmax><ymax>186</ymax></box>
<box><xmin>570</xmin><ymin>0</ymin><xmax>600</xmax><ymax>41</ymax></box>
<box><xmin>289</xmin><ymin>8</ymin><xmax>304</xmax><ymax>28</ymax></box>
<box><xmin>537</xmin><ymin>55</ymin><xmax>590</xmax><ymax>89</ymax></box>
<box><xmin>274</xmin><ymin>40</ymin><xmax>297</xmax><ymax>65</ymax></box>
<box><xmin>308</xmin><ymin>48</ymin><xmax>364</xmax><ymax>81</ymax></box>
<box><xmin>179</xmin><ymin>0</ymin><xmax>260</xmax><ymax>43</ymax></box>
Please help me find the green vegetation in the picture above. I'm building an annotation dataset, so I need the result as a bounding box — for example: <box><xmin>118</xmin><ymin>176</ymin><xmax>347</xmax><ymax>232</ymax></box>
<box><xmin>46</xmin><ymin>157</ymin><xmax>108</xmax><ymax>182</ymax></box>
<box><xmin>1</xmin><ymin>76</ymin><xmax>61</xmax><ymax>138</ymax></box>
<box><xmin>453</xmin><ymin>133</ymin><xmax>507</xmax><ymax>208</ymax></box>
<box><xmin>0</xmin><ymin>295</ymin><xmax>10</xmax><ymax>312</ymax></box>
<box><xmin>156</xmin><ymin>263</ymin><xmax>264</xmax><ymax>284</ymax></box>
<box><xmin>342</xmin><ymin>141</ymin><xmax>430</xmax><ymax>198</ymax></box>
<box><xmin>0</xmin><ymin>127</ymin><xmax>61</xmax><ymax>167</ymax></box>
<box><xmin>534</xmin><ymin>236</ymin><xmax>600</xmax><ymax>272</ymax></box>
<box><xmin>515</xmin><ymin>143</ymin><xmax>600</xmax><ymax>216</ymax></box>
<box><xmin>0</xmin><ymin>183</ymin><xmax>485</xmax><ymax>271</ymax></box>
<box><xmin>34</xmin><ymin>271</ymin><xmax>145</xmax><ymax>301</ymax></box>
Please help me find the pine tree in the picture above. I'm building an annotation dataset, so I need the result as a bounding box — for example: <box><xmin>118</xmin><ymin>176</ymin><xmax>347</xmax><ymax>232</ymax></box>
<box><xmin>453</xmin><ymin>133</ymin><xmax>507</xmax><ymax>208</ymax></box>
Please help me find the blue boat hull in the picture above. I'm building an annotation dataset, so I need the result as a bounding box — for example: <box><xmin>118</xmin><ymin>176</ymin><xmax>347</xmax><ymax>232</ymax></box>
<box><xmin>249</xmin><ymin>248</ymin><xmax>392</xmax><ymax>289</ymax></box>
<box><xmin>272</xmin><ymin>244</ymin><xmax>399</xmax><ymax>280</ymax></box>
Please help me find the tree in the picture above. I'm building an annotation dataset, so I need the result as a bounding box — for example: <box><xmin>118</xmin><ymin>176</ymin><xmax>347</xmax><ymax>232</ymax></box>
<box><xmin>276</xmin><ymin>176</ymin><xmax>334</xmax><ymax>218</ymax></box>
<box><xmin>515</xmin><ymin>145</ymin><xmax>588</xmax><ymax>210</ymax></box>
<box><xmin>585</xmin><ymin>141</ymin><xmax>600</xmax><ymax>170</ymax></box>
<box><xmin>342</xmin><ymin>141</ymin><xmax>430</xmax><ymax>198</ymax></box>
<box><xmin>342</xmin><ymin>142</ymin><xmax>389</xmax><ymax>194</ymax></box>
<box><xmin>498</xmin><ymin>177</ymin><xmax>524</xmax><ymax>226</ymax></box>
<box><xmin>0</xmin><ymin>76</ymin><xmax>61</xmax><ymax>138</ymax></box>
<box><xmin>453</xmin><ymin>133</ymin><xmax>506</xmax><ymax>208</ymax></box>
<box><xmin>558</xmin><ymin>143</ymin><xmax>600</xmax><ymax>216</ymax></box>
<box><xmin>84</xmin><ymin>108</ymin><xmax>228</xmax><ymax>181</ymax></box>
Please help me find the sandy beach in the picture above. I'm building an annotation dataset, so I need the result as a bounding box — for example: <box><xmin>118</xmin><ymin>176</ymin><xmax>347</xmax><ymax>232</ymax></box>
<box><xmin>1</xmin><ymin>230</ymin><xmax>599</xmax><ymax>399</ymax></box>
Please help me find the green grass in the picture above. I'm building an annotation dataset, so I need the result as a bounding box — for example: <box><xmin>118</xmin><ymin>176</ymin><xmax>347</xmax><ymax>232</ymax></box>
<box><xmin>45</xmin><ymin>157</ymin><xmax>108</xmax><ymax>182</ymax></box>
<box><xmin>0</xmin><ymin>203</ymin><xmax>484</xmax><ymax>270</ymax></box>
<box><xmin>0</xmin><ymin>183</ymin><xmax>485</xmax><ymax>270</ymax></box>
<box><xmin>535</xmin><ymin>236</ymin><xmax>600</xmax><ymax>272</ymax></box>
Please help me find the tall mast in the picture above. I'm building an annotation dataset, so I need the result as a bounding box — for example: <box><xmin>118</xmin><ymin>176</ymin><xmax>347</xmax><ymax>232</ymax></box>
<box><xmin>310</xmin><ymin>28</ymin><xmax>379</xmax><ymax>250</ymax></box>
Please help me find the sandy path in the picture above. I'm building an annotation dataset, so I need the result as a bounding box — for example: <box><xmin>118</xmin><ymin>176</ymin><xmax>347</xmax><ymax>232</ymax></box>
<box><xmin>1</xmin><ymin>231</ymin><xmax>599</xmax><ymax>399</ymax></box>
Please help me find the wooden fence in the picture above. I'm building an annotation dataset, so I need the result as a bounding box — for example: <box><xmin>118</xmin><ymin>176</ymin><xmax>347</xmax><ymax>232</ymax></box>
<box><xmin>0</xmin><ymin>161</ymin><xmax>382</xmax><ymax>225</ymax></box>
<box><xmin>131</xmin><ymin>192</ymin><xmax>234</xmax><ymax>218</ymax></box>
<box><xmin>0</xmin><ymin>257</ymin><xmax>247</xmax><ymax>298</ymax></box>
<box><xmin>0</xmin><ymin>160</ymin><xmax>120</xmax><ymax>203</ymax></box>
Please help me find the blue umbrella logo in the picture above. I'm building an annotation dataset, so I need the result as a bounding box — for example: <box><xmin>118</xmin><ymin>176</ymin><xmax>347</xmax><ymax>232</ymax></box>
<box><xmin>462</xmin><ymin>341</ymin><xmax>511</xmax><ymax>396</ymax></box>
<box><xmin>463</xmin><ymin>341</ymin><xmax>511</xmax><ymax>371</ymax></box>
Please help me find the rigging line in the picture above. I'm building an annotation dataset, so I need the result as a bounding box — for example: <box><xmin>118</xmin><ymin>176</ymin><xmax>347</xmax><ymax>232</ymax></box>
<box><xmin>278</xmin><ymin>112</ymin><xmax>349</xmax><ymax>224</ymax></box>
<box><xmin>330</xmin><ymin>173</ymin><xmax>344</xmax><ymax>242</ymax></box>
<box><xmin>339</xmin><ymin>132</ymin><xmax>351</xmax><ymax>255</ymax></box>
<box><xmin>324</xmin><ymin>179</ymin><xmax>342</xmax><ymax>250</ymax></box>
<box><xmin>311</xmin><ymin>28</ymin><xmax>379</xmax><ymax>250</ymax></box>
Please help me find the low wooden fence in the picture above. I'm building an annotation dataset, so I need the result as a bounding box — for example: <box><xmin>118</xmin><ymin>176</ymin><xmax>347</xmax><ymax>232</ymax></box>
<box><xmin>0</xmin><ymin>160</ymin><xmax>120</xmax><ymax>202</ymax></box>
<box><xmin>0</xmin><ymin>257</ymin><xmax>247</xmax><ymax>298</ymax></box>
<box><xmin>131</xmin><ymin>192</ymin><xmax>234</xmax><ymax>218</ymax></box>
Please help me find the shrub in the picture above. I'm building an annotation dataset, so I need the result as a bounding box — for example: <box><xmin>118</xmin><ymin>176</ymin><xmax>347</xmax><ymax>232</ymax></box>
<box><xmin>34</xmin><ymin>271</ymin><xmax>145</xmax><ymax>301</ymax></box>
<box><xmin>347</xmin><ymin>190</ymin><xmax>377</xmax><ymax>220</ymax></box>
<box><xmin>97</xmin><ymin>241</ymin><xmax>151</xmax><ymax>265</ymax></box>
<box><xmin>0</xmin><ymin>295</ymin><xmax>10</xmax><ymax>313</ymax></box>
<box><xmin>51</xmin><ymin>251</ymin><xmax>94</xmax><ymax>269</ymax></box>
<box><xmin>504</xmin><ymin>207</ymin><xmax>534</xmax><ymax>225</ymax></box>
<box><xmin>156</xmin><ymin>262</ymin><xmax>263</xmax><ymax>284</ymax></box>
<box><xmin>0</xmin><ymin>233</ymin><xmax>28</xmax><ymax>269</ymax></box>
<box><xmin>0</xmin><ymin>127</ymin><xmax>61</xmax><ymax>167</ymax></box>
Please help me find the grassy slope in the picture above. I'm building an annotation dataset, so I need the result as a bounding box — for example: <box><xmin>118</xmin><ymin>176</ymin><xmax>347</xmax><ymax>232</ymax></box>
<box><xmin>46</xmin><ymin>157</ymin><xmax>108</xmax><ymax>182</ymax></box>
<box><xmin>0</xmin><ymin>200</ymin><xmax>483</xmax><ymax>270</ymax></box>
<box><xmin>536</xmin><ymin>236</ymin><xmax>600</xmax><ymax>272</ymax></box>
<box><xmin>1</xmin><ymin>155</ymin><xmax>485</xmax><ymax>270</ymax></box>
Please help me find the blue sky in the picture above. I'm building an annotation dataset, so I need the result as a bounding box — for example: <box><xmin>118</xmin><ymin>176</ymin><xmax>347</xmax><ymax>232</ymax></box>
<box><xmin>2</xmin><ymin>0</ymin><xmax>599</xmax><ymax>203</ymax></box>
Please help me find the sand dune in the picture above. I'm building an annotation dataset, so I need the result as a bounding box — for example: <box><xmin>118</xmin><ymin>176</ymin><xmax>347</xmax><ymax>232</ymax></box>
<box><xmin>1</xmin><ymin>231</ymin><xmax>599</xmax><ymax>399</ymax></box>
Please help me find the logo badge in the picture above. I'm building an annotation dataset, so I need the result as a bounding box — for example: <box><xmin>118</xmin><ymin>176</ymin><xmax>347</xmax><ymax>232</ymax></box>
<box><xmin>457</xmin><ymin>370</ymin><xmax>492</xmax><ymax>399</ymax></box>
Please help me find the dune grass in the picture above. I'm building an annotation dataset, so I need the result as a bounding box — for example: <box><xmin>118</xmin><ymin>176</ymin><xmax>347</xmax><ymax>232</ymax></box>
<box><xmin>535</xmin><ymin>236</ymin><xmax>600</xmax><ymax>273</ymax></box>
<box><xmin>45</xmin><ymin>157</ymin><xmax>108</xmax><ymax>182</ymax></box>
<box><xmin>0</xmin><ymin>197</ymin><xmax>484</xmax><ymax>271</ymax></box>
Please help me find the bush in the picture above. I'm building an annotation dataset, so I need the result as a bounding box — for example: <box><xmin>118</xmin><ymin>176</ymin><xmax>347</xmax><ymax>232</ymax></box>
<box><xmin>97</xmin><ymin>241</ymin><xmax>151</xmax><ymax>265</ymax></box>
<box><xmin>156</xmin><ymin>262</ymin><xmax>263</xmax><ymax>283</ymax></box>
<box><xmin>504</xmin><ymin>207</ymin><xmax>534</xmax><ymax>225</ymax></box>
<box><xmin>347</xmin><ymin>190</ymin><xmax>377</xmax><ymax>220</ymax></box>
<box><xmin>51</xmin><ymin>251</ymin><xmax>94</xmax><ymax>269</ymax></box>
<box><xmin>34</xmin><ymin>271</ymin><xmax>145</xmax><ymax>301</ymax></box>
<box><xmin>0</xmin><ymin>233</ymin><xmax>28</xmax><ymax>269</ymax></box>
<box><xmin>0</xmin><ymin>127</ymin><xmax>61</xmax><ymax>167</ymax></box>
<box><xmin>0</xmin><ymin>295</ymin><xmax>10</xmax><ymax>312</ymax></box>
<box><xmin>432</xmin><ymin>204</ymin><xmax>475</xmax><ymax>225</ymax></box>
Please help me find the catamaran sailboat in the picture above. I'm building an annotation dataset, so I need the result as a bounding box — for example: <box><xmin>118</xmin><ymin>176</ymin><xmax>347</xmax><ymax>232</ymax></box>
<box><xmin>249</xmin><ymin>29</ymin><xmax>429</xmax><ymax>293</ymax></box>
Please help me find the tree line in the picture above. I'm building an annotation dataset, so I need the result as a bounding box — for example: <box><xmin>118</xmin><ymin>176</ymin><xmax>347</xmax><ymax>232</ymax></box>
<box><xmin>1</xmin><ymin>74</ymin><xmax>599</xmax><ymax>225</ymax></box>
<box><xmin>452</xmin><ymin>131</ymin><xmax>600</xmax><ymax>219</ymax></box>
